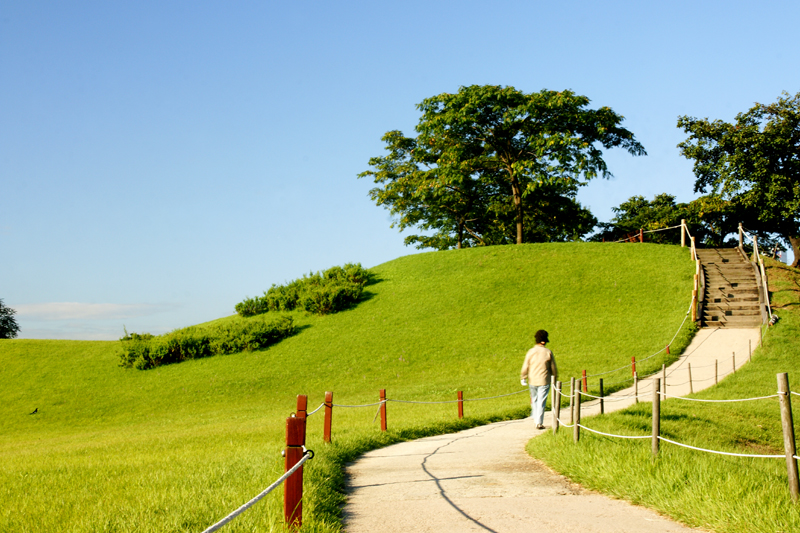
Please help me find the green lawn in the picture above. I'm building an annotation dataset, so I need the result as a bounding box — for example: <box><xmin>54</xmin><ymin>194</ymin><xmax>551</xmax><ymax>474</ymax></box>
<box><xmin>0</xmin><ymin>242</ymin><xmax>695</xmax><ymax>532</ymax></box>
<box><xmin>527</xmin><ymin>257</ymin><xmax>800</xmax><ymax>533</ymax></box>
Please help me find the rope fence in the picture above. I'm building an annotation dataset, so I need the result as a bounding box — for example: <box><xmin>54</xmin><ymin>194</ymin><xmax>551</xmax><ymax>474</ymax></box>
<box><xmin>202</xmin><ymin>450</ymin><xmax>313</xmax><ymax>533</ymax></box>
<box><xmin>555</xmin><ymin>372</ymin><xmax>800</xmax><ymax>502</ymax></box>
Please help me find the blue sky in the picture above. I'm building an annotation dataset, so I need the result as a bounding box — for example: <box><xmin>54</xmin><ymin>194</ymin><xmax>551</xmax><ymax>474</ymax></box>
<box><xmin>2</xmin><ymin>1</ymin><xmax>799</xmax><ymax>339</ymax></box>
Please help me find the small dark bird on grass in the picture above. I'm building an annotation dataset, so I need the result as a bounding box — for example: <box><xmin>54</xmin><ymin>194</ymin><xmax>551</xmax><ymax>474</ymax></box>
<box><xmin>29</xmin><ymin>408</ymin><xmax>38</xmax><ymax>415</ymax></box>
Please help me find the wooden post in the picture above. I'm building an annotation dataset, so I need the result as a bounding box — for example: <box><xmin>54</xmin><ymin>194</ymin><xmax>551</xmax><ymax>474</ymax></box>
<box><xmin>323</xmin><ymin>391</ymin><xmax>333</xmax><ymax>443</ymax></box>
<box><xmin>652</xmin><ymin>378</ymin><xmax>661</xmax><ymax>457</ymax></box>
<box><xmin>691</xmin><ymin>236</ymin><xmax>696</xmax><ymax>261</ymax></box>
<box><xmin>634</xmin><ymin>372</ymin><xmax>639</xmax><ymax>404</ymax></box>
<box><xmin>738</xmin><ymin>223</ymin><xmax>743</xmax><ymax>248</ymax></box>
<box><xmin>599</xmin><ymin>378</ymin><xmax>604</xmax><ymax>415</ymax></box>
<box><xmin>573</xmin><ymin>386</ymin><xmax>581</xmax><ymax>443</ymax></box>
<box><xmin>631</xmin><ymin>356</ymin><xmax>636</xmax><ymax>377</ymax></box>
<box><xmin>691</xmin><ymin>288</ymin><xmax>698</xmax><ymax>322</ymax></box>
<box><xmin>778</xmin><ymin>373</ymin><xmax>800</xmax><ymax>501</ymax></box>
<box><xmin>715</xmin><ymin>360</ymin><xmax>718</xmax><ymax>385</ymax></box>
<box><xmin>553</xmin><ymin>381</ymin><xmax>562</xmax><ymax>434</ymax></box>
<box><xmin>296</xmin><ymin>395</ymin><xmax>307</xmax><ymax>420</ymax></box>
<box><xmin>688</xmin><ymin>363</ymin><xmax>694</xmax><ymax>394</ymax></box>
<box><xmin>639</xmin><ymin>228</ymin><xmax>643</xmax><ymax>243</ymax></box>
<box><xmin>284</xmin><ymin>416</ymin><xmax>305</xmax><ymax>528</ymax></box>
<box><xmin>379</xmin><ymin>389</ymin><xmax>387</xmax><ymax>432</ymax></box>
<box><xmin>681</xmin><ymin>219</ymin><xmax>686</xmax><ymax>247</ymax></box>
<box><xmin>568</xmin><ymin>378</ymin><xmax>575</xmax><ymax>425</ymax></box>
<box><xmin>666</xmin><ymin>344</ymin><xmax>670</xmax><ymax>355</ymax></box>
<box><xmin>582</xmin><ymin>370</ymin><xmax>588</xmax><ymax>393</ymax></box>
<box><xmin>295</xmin><ymin>394</ymin><xmax>307</xmax><ymax>447</ymax></box>
<box><xmin>749</xmin><ymin>340</ymin><xmax>752</xmax><ymax>362</ymax></box>
<box><xmin>457</xmin><ymin>391</ymin><xmax>464</xmax><ymax>419</ymax></box>
<box><xmin>662</xmin><ymin>364</ymin><xmax>667</xmax><ymax>395</ymax></box>
<box><xmin>733</xmin><ymin>353</ymin><xmax>736</xmax><ymax>373</ymax></box>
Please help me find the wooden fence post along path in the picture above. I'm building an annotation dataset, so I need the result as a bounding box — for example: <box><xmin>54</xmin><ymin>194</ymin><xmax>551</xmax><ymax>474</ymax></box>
<box><xmin>778</xmin><ymin>373</ymin><xmax>800</xmax><ymax>501</ymax></box>
<box><xmin>284</xmin><ymin>416</ymin><xmax>305</xmax><ymax>528</ymax></box>
<box><xmin>323</xmin><ymin>391</ymin><xmax>333</xmax><ymax>443</ymax></box>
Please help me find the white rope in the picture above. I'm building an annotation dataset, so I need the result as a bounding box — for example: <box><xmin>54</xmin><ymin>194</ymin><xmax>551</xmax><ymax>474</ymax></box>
<box><xmin>201</xmin><ymin>451</ymin><xmax>312</xmax><ymax>533</ymax></box>
<box><xmin>578</xmin><ymin>390</ymin><xmax>640</xmax><ymax>401</ymax></box>
<box><xmin>463</xmin><ymin>389</ymin><xmax>529</xmax><ymax>401</ymax></box>
<box><xmin>555</xmin><ymin>416</ymin><xmax>575</xmax><ymax>428</ymax></box>
<box><xmin>306</xmin><ymin>403</ymin><xmax>325</xmax><ymax>417</ymax></box>
<box><xmin>658</xmin><ymin>436</ymin><xmax>783</xmax><ymax>459</ymax></box>
<box><xmin>389</xmin><ymin>398</ymin><xmax>460</xmax><ymax>405</ymax></box>
<box><xmin>333</xmin><ymin>401</ymin><xmax>385</xmax><ymax>408</ymax></box>
<box><xmin>662</xmin><ymin>393</ymin><xmax>779</xmax><ymax>403</ymax></box>
<box><xmin>791</xmin><ymin>392</ymin><xmax>800</xmax><ymax>397</ymax></box>
<box><xmin>577</xmin><ymin>424</ymin><xmax>650</xmax><ymax>440</ymax></box>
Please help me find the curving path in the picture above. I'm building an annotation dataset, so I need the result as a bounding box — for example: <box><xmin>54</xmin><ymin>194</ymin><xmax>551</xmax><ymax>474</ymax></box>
<box><xmin>342</xmin><ymin>327</ymin><xmax>761</xmax><ymax>533</ymax></box>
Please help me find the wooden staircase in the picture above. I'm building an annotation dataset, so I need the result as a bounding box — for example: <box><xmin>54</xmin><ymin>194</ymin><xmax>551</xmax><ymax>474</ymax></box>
<box><xmin>695</xmin><ymin>248</ymin><xmax>763</xmax><ymax>328</ymax></box>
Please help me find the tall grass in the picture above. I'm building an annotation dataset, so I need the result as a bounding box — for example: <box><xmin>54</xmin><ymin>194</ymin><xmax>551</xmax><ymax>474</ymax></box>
<box><xmin>0</xmin><ymin>242</ymin><xmax>694</xmax><ymax>532</ymax></box>
<box><xmin>527</xmin><ymin>258</ymin><xmax>800</xmax><ymax>533</ymax></box>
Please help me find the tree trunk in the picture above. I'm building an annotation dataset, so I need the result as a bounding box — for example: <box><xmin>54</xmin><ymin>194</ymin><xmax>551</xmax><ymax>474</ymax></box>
<box><xmin>511</xmin><ymin>177</ymin><xmax>523</xmax><ymax>244</ymax></box>
<box><xmin>790</xmin><ymin>236</ymin><xmax>800</xmax><ymax>268</ymax></box>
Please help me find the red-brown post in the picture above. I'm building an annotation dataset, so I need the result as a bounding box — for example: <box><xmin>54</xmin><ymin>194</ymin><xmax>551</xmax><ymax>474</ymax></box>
<box><xmin>666</xmin><ymin>345</ymin><xmax>670</xmax><ymax>355</ymax></box>
<box><xmin>457</xmin><ymin>391</ymin><xmax>464</xmax><ymax>419</ymax></box>
<box><xmin>639</xmin><ymin>228</ymin><xmax>643</xmax><ymax>243</ymax></box>
<box><xmin>582</xmin><ymin>370</ymin><xmax>588</xmax><ymax>393</ymax></box>
<box><xmin>284</xmin><ymin>416</ymin><xmax>305</xmax><ymax>528</ymax></box>
<box><xmin>323</xmin><ymin>391</ymin><xmax>333</xmax><ymax>443</ymax></box>
<box><xmin>379</xmin><ymin>389</ymin><xmax>387</xmax><ymax>432</ymax></box>
<box><xmin>295</xmin><ymin>394</ymin><xmax>307</xmax><ymax>447</ymax></box>
<box><xmin>631</xmin><ymin>356</ymin><xmax>636</xmax><ymax>377</ymax></box>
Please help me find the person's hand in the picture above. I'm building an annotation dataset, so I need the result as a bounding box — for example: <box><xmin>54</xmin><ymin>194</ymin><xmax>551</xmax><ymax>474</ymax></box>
<box><xmin>520</xmin><ymin>379</ymin><xmax>527</xmax><ymax>386</ymax></box>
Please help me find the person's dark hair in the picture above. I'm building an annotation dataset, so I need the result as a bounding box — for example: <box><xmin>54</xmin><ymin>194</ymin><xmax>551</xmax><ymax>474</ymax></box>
<box><xmin>535</xmin><ymin>329</ymin><xmax>549</xmax><ymax>344</ymax></box>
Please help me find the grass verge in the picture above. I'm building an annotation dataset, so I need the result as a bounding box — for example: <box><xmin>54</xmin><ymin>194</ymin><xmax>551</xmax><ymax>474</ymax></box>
<box><xmin>0</xmin><ymin>242</ymin><xmax>694</xmax><ymax>532</ymax></box>
<box><xmin>527</xmin><ymin>257</ymin><xmax>800</xmax><ymax>533</ymax></box>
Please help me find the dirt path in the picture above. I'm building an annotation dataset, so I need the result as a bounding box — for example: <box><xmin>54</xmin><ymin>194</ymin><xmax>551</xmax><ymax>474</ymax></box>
<box><xmin>342</xmin><ymin>327</ymin><xmax>761</xmax><ymax>532</ymax></box>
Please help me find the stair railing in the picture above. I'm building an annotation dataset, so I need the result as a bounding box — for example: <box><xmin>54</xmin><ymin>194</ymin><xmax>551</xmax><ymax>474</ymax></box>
<box><xmin>739</xmin><ymin>223</ymin><xmax>774</xmax><ymax>324</ymax></box>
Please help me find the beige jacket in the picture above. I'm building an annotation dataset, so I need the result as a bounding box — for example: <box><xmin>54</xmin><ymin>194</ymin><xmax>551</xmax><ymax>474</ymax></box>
<box><xmin>520</xmin><ymin>344</ymin><xmax>558</xmax><ymax>386</ymax></box>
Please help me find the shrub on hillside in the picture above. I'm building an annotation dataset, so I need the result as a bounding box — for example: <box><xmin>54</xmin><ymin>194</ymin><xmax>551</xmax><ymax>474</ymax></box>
<box><xmin>235</xmin><ymin>263</ymin><xmax>371</xmax><ymax>317</ymax></box>
<box><xmin>119</xmin><ymin>315</ymin><xmax>296</xmax><ymax>370</ymax></box>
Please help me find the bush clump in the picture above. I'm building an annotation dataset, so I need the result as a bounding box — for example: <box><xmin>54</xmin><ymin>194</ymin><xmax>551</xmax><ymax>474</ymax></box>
<box><xmin>119</xmin><ymin>315</ymin><xmax>296</xmax><ymax>370</ymax></box>
<box><xmin>235</xmin><ymin>263</ymin><xmax>371</xmax><ymax>317</ymax></box>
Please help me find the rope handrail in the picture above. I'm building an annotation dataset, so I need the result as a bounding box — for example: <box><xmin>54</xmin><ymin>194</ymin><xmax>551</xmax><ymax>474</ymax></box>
<box><xmin>201</xmin><ymin>450</ymin><xmax>313</xmax><ymax>533</ymax></box>
<box><xmin>609</xmin><ymin>224</ymin><xmax>684</xmax><ymax>243</ymax></box>
<box><xmin>661</xmin><ymin>393</ymin><xmax>779</xmax><ymax>403</ymax></box>
<box><xmin>577</xmin><ymin>423</ymin><xmax>650</xmax><ymax>440</ymax></box>
<box><xmin>578</xmin><ymin>390</ymin><xmax>642</xmax><ymax>401</ymax></box>
<box><xmin>658</xmin><ymin>436</ymin><xmax>783</xmax><ymax>459</ymax></box>
<box><xmin>306</xmin><ymin>402</ymin><xmax>325</xmax><ymax>417</ymax></box>
<box><xmin>334</xmin><ymin>388</ymin><xmax>528</xmax><ymax>410</ymax></box>
<box><xmin>555</xmin><ymin>416</ymin><xmax>575</xmax><ymax>428</ymax></box>
<box><xmin>333</xmin><ymin>400</ymin><xmax>386</xmax><ymax>408</ymax></box>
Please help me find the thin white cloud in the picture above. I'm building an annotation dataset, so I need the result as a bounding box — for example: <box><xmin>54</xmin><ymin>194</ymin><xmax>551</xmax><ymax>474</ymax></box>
<box><xmin>14</xmin><ymin>302</ymin><xmax>170</xmax><ymax>321</ymax></box>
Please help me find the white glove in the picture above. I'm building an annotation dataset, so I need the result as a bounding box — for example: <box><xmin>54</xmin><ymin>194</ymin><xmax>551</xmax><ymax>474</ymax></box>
<box><xmin>521</xmin><ymin>379</ymin><xmax>527</xmax><ymax>386</ymax></box>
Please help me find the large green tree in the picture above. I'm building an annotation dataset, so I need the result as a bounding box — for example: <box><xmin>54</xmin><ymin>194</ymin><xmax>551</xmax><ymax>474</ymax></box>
<box><xmin>678</xmin><ymin>91</ymin><xmax>800</xmax><ymax>265</ymax></box>
<box><xmin>361</xmin><ymin>85</ymin><xmax>645</xmax><ymax>248</ymax></box>
<box><xmin>0</xmin><ymin>299</ymin><xmax>20</xmax><ymax>339</ymax></box>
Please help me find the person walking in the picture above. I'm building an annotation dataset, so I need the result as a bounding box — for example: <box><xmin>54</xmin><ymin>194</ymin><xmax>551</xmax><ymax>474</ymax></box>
<box><xmin>520</xmin><ymin>329</ymin><xmax>558</xmax><ymax>430</ymax></box>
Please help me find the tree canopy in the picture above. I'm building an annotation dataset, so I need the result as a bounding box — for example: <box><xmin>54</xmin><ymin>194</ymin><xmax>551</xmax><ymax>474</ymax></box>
<box><xmin>360</xmin><ymin>85</ymin><xmax>645</xmax><ymax>249</ymax></box>
<box><xmin>593</xmin><ymin>193</ymin><xmax>740</xmax><ymax>247</ymax></box>
<box><xmin>0</xmin><ymin>299</ymin><xmax>20</xmax><ymax>339</ymax></box>
<box><xmin>678</xmin><ymin>91</ymin><xmax>800</xmax><ymax>265</ymax></box>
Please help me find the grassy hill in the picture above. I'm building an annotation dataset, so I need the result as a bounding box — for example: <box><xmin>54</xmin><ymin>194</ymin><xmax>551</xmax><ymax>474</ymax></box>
<box><xmin>0</xmin><ymin>242</ymin><xmax>695</xmax><ymax>532</ymax></box>
<box><xmin>528</xmin><ymin>257</ymin><xmax>800</xmax><ymax>533</ymax></box>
